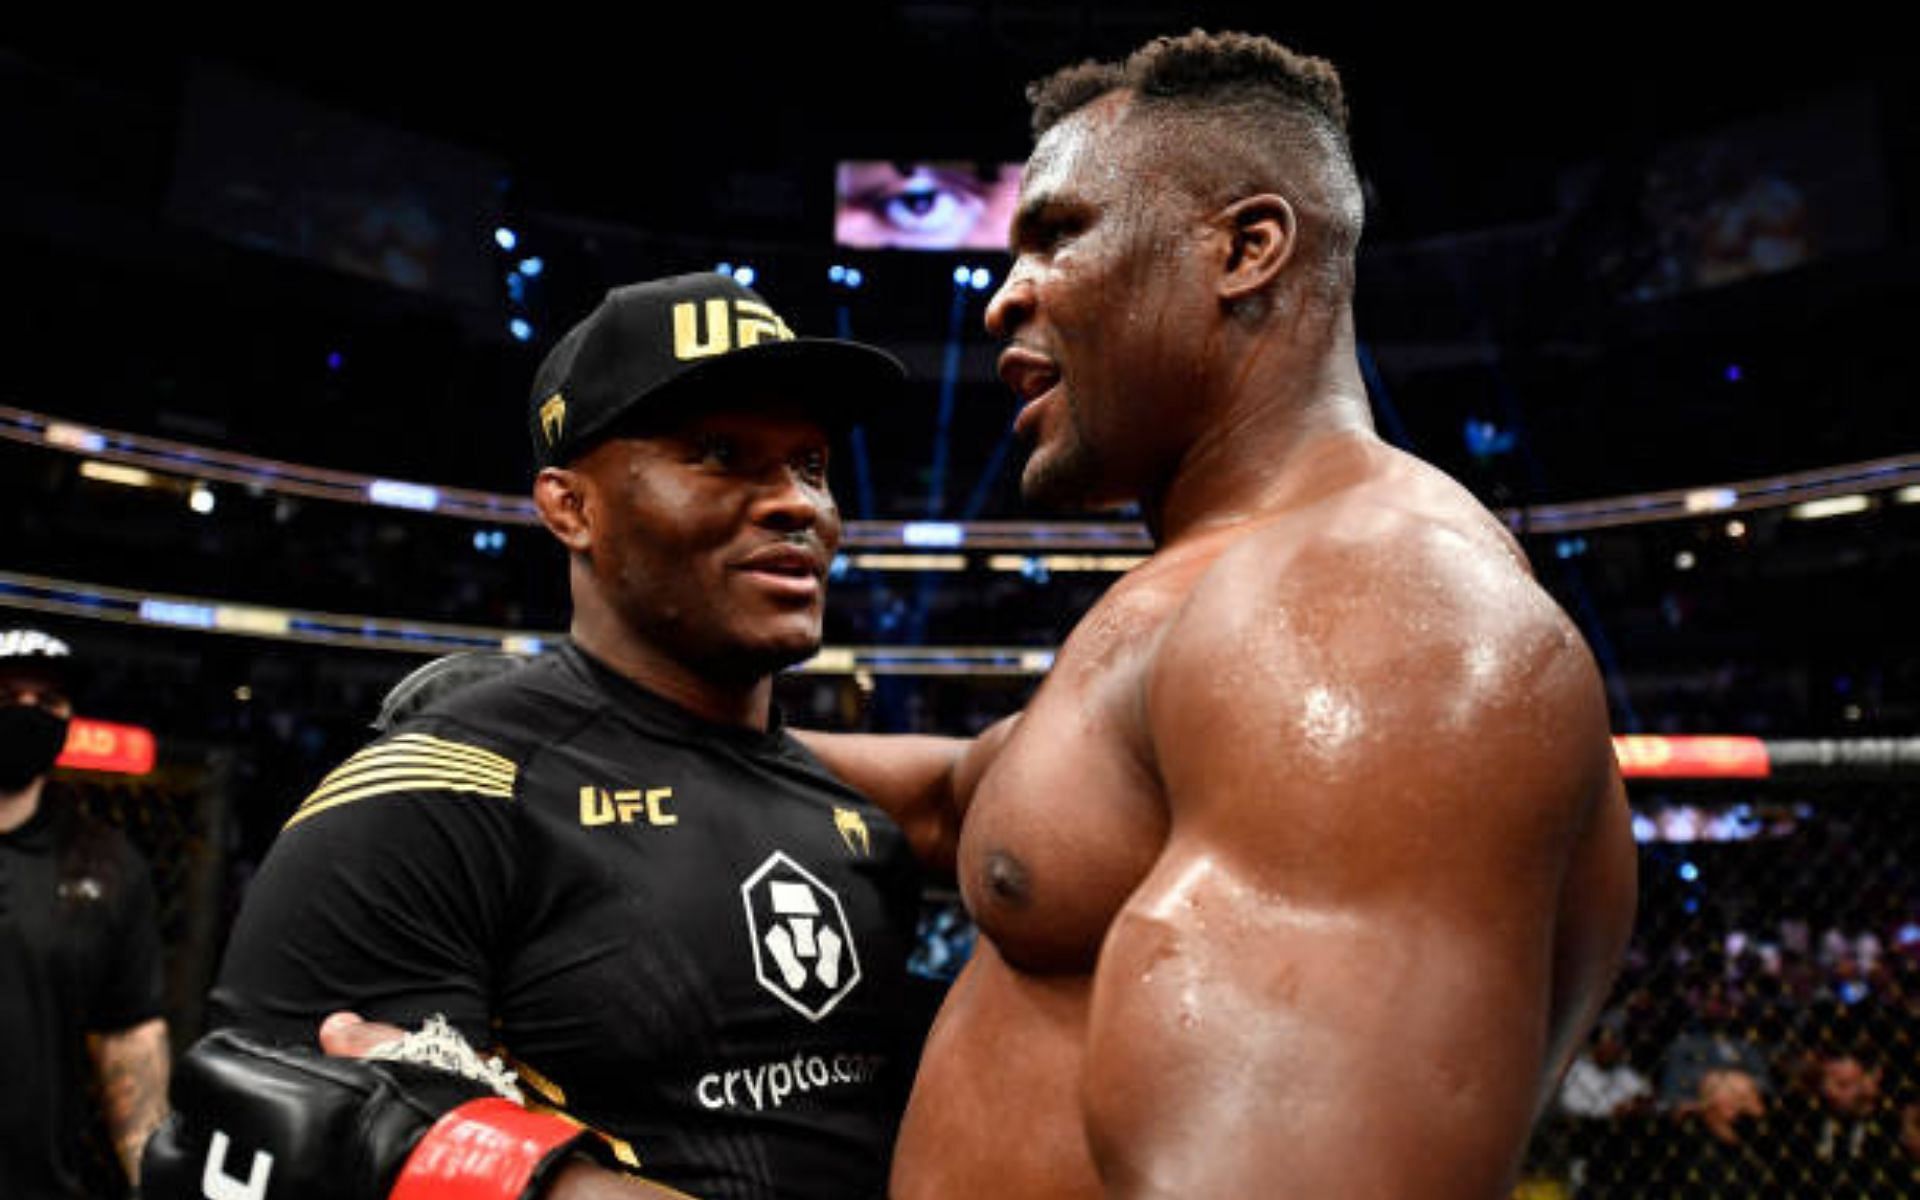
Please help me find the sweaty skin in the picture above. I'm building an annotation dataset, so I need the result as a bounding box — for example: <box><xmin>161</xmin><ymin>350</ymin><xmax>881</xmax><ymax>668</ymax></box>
<box><xmin>802</xmin><ymin>83</ymin><xmax>1636</xmax><ymax>1199</ymax></box>
<box><xmin>876</xmin><ymin>451</ymin><xmax>1634</xmax><ymax>1199</ymax></box>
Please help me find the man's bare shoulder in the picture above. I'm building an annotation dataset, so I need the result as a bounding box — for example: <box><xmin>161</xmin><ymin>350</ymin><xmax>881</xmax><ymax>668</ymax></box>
<box><xmin>1146</xmin><ymin>454</ymin><xmax>1615</xmax><ymax>841</ymax></box>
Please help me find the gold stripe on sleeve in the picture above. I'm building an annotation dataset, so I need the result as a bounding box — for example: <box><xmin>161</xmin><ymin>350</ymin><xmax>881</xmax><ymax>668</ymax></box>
<box><xmin>283</xmin><ymin>776</ymin><xmax>514</xmax><ymax>830</ymax></box>
<box><xmin>291</xmin><ymin>732</ymin><xmax>520</xmax><ymax>822</ymax></box>
<box><xmin>303</xmin><ymin>757</ymin><xmax>515</xmax><ymax>806</ymax></box>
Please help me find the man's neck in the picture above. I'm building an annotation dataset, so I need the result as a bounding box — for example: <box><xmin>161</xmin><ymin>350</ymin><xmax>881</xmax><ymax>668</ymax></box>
<box><xmin>1143</xmin><ymin>314</ymin><xmax>1376</xmax><ymax>547</ymax></box>
<box><xmin>0</xmin><ymin>776</ymin><xmax>45</xmax><ymax>834</ymax></box>
<box><xmin>570</xmin><ymin>624</ymin><xmax>774</xmax><ymax>731</ymax></box>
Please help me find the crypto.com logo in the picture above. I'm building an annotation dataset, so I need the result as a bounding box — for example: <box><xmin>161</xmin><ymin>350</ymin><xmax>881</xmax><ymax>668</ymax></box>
<box><xmin>741</xmin><ymin>852</ymin><xmax>862</xmax><ymax>1021</ymax></box>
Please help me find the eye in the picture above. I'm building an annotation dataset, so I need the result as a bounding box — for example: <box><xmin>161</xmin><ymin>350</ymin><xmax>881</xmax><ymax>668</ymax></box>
<box><xmin>793</xmin><ymin>448</ymin><xmax>829</xmax><ymax>486</ymax></box>
<box><xmin>1015</xmin><ymin>204</ymin><xmax>1087</xmax><ymax>256</ymax></box>
<box><xmin>856</xmin><ymin>169</ymin><xmax>987</xmax><ymax>245</ymax></box>
<box><xmin>693</xmin><ymin>434</ymin><xmax>738</xmax><ymax>468</ymax></box>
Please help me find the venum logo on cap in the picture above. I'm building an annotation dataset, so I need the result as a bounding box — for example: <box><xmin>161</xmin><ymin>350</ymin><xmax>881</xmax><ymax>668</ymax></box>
<box><xmin>672</xmin><ymin>299</ymin><xmax>796</xmax><ymax>361</ymax></box>
<box><xmin>538</xmin><ymin>394</ymin><xmax>567</xmax><ymax>447</ymax></box>
<box><xmin>741</xmin><ymin>851</ymin><xmax>862</xmax><ymax>1022</ymax></box>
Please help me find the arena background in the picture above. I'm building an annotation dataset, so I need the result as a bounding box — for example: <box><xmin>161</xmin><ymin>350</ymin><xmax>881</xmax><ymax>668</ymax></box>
<box><xmin>3</xmin><ymin>8</ymin><xmax>1915</xmax><ymax>1195</ymax></box>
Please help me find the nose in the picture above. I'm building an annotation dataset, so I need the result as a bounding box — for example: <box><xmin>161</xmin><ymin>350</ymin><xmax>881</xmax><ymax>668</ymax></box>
<box><xmin>983</xmin><ymin>261</ymin><xmax>1034</xmax><ymax>339</ymax></box>
<box><xmin>751</xmin><ymin>467</ymin><xmax>831</xmax><ymax>535</ymax></box>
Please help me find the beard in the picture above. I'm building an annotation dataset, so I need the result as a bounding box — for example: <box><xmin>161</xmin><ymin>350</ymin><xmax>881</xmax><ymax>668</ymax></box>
<box><xmin>1017</xmin><ymin>392</ymin><xmax>1118</xmax><ymax>512</ymax></box>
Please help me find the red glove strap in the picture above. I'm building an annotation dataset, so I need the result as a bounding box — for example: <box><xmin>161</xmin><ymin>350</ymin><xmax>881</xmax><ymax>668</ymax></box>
<box><xmin>389</xmin><ymin>1098</ymin><xmax>583</xmax><ymax>1200</ymax></box>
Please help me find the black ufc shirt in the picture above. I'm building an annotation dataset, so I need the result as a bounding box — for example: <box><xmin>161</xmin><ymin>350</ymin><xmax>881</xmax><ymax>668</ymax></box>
<box><xmin>213</xmin><ymin>644</ymin><xmax>923</xmax><ymax>1200</ymax></box>
<box><xmin>1</xmin><ymin>794</ymin><xmax>165</xmax><ymax>1200</ymax></box>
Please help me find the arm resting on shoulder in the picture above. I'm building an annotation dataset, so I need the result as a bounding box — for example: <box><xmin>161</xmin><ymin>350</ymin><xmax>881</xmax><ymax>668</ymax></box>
<box><xmin>793</xmin><ymin>714</ymin><xmax>1018</xmax><ymax>874</ymax></box>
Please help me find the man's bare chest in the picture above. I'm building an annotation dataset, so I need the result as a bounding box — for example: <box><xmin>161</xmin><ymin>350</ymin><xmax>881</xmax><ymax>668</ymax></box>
<box><xmin>956</xmin><ymin>584</ymin><xmax>1186</xmax><ymax>971</ymax></box>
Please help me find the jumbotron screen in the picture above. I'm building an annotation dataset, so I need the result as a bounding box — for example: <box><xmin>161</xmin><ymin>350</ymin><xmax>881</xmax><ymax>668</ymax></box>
<box><xmin>833</xmin><ymin>161</ymin><xmax>1023</xmax><ymax>251</ymax></box>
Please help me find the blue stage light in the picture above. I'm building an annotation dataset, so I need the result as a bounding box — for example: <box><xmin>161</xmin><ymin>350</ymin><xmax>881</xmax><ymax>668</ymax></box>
<box><xmin>518</xmin><ymin>256</ymin><xmax>544</xmax><ymax>277</ymax></box>
<box><xmin>734</xmin><ymin>265</ymin><xmax>756</xmax><ymax>286</ymax></box>
<box><xmin>953</xmin><ymin>265</ymin><xmax>971</xmax><ymax>286</ymax></box>
<box><xmin>494</xmin><ymin>227</ymin><xmax>519</xmax><ymax>251</ymax></box>
<box><xmin>509</xmin><ymin>318</ymin><xmax>533</xmax><ymax>342</ymax></box>
<box><xmin>829</xmin><ymin>264</ymin><xmax>846</xmax><ymax>283</ymax></box>
<box><xmin>845</xmin><ymin>268</ymin><xmax>863</xmax><ymax>288</ymax></box>
<box><xmin>970</xmin><ymin>267</ymin><xmax>992</xmax><ymax>291</ymax></box>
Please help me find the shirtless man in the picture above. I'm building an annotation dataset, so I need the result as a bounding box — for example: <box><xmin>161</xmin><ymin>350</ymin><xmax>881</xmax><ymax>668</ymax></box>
<box><xmin>146</xmin><ymin>30</ymin><xmax>1635</xmax><ymax>1200</ymax></box>
<box><xmin>807</xmin><ymin>29</ymin><xmax>1638</xmax><ymax>1198</ymax></box>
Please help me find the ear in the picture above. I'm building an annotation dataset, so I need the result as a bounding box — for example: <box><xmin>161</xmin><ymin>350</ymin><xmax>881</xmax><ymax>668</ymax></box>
<box><xmin>532</xmin><ymin>467</ymin><xmax>594</xmax><ymax>553</ymax></box>
<box><xmin>1215</xmin><ymin>193</ymin><xmax>1296</xmax><ymax>303</ymax></box>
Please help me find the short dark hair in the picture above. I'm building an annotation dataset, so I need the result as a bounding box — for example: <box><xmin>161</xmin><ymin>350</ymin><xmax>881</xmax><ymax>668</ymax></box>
<box><xmin>1029</xmin><ymin>29</ymin><xmax>1349</xmax><ymax>139</ymax></box>
<box><xmin>1026</xmin><ymin>30</ymin><xmax>1365</xmax><ymax>288</ymax></box>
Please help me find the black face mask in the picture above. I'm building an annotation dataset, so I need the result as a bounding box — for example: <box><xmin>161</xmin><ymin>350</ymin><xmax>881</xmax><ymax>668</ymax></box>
<box><xmin>1730</xmin><ymin>1113</ymin><xmax>1767</xmax><ymax>1142</ymax></box>
<box><xmin>0</xmin><ymin>705</ymin><xmax>70</xmax><ymax>792</ymax></box>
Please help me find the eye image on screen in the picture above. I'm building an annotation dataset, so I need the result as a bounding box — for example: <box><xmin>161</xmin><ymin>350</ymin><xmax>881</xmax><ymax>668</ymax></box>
<box><xmin>834</xmin><ymin>161</ymin><xmax>1023</xmax><ymax>251</ymax></box>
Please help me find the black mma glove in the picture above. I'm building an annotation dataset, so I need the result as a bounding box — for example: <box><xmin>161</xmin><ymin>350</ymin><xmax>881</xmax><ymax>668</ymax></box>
<box><xmin>143</xmin><ymin>1029</ymin><xmax>598</xmax><ymax>1200</ymax></box>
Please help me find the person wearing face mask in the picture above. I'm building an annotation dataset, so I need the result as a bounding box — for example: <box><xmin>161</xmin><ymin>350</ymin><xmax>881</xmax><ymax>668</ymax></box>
<box><xmin>0</xmin><ymin>627</ymin><xmax>171</xmax><ymax>1199</ymax></box>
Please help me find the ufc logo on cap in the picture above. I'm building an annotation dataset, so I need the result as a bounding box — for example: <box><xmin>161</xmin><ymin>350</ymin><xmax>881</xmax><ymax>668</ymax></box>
<box><xmin>672</xmin><ymin>299</ymin><xmax>794</xmax><ymax>360</ymax></box>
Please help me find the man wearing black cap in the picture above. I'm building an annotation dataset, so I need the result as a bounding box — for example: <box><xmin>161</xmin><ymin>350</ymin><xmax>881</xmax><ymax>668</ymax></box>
<box><xmin>146</xmin><ymin>276</ymin><xmax>925</xmax><ymax>1200</ymax></box>
<box><xmin>1</xmin><ymin>627</ymin><xmax>171</xmax><ymax>1199</ymax></box>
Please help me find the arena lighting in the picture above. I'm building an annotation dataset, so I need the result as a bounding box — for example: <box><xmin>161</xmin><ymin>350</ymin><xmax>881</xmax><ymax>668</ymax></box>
<box><xmin>45</xmin><ymin>421</ymin><xmax>106</xmax><ymax>452</ymax></box>
<box><xmin>138</xmin><ymin>599</ymin><xmax>216</xmax><ymax>629</ymax></box>
<box><xmin>969</xmin><ymin>267</ymin><xmax>992</xmax><ymax>291</ymax></box>
<box><xmin>850</xmin><ymin>554</ymin><xmax>967</xmax><ymax>571</ymax></box>
<box><xmin>734</xmin><ymin>265</ymin><xmax>757</xmax><ymax>286</ymax></box>
<box><xmin>188</xmin><ymin>483</ymin><xmax>216</xmax><ymax>514</ymax></box>
<box><xmin>1896</xmin><ymin>486</ymin><xmax>1920</xmax><ymax>505</ymax></box>
<box><xmin>1789</xmin><ymin>494</ymin><xmax>1871</xmax><ymax>520</ymax></box>
<box><xmin>1684</xmin><ymin>488</ymin><xmax>1737</xmax><ymax>513</ymax></box>
<box><xmin>367</xmin><ymin>479</ymin><xmax>442</xmax><ymax>512</ymax></box>
<box><xmin>508</xmin><ymin>318</ymin><xmax>534</xmax><ymax>342</ymax></box>
<box><xmin>517</xmin><ymin>256</ymin><xmax>543</xmax><ymax>277</ymax></box>
<box><xmin>78</xmin><ymin>460</ymin><xmax>155</xmax><ymax>488</ymax></box>
<box><xmin>986</xmin><ymin>554</ymin><xmax>1149</xmax><ymax>573</ymax></box>
<box><xmin>215</xmin><ymin>605</ymin><xmax>290</xmax><ymax>636</ymax></box>
<box><xmin>902</xmin><ymin>521</ymin><xmax>964</xmax><ymax>548</ymax></box>
<box><xmin>493</xmin><ymin>227</ymin><xmax>518</xmax><ymax>251</ymax></box>
<box><xmin>54</xmin><ymin>718</ymin><xmax>156</xmax><ymax>776</ymax></box>
<box><xmin>1613</xmin><ymin>736</ymin><xmax>1771</xmax><ymax>779</ymax></box>
<box><xmin>952</xmin><ymin>265</ymin><xmax>970</xmax><ymax>286</ymax></box>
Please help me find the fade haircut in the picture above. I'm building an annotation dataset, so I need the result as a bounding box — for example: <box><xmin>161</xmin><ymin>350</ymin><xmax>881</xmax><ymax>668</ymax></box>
<box><xmin>1027</xmin><ymin>30</ymin><xmax>1365</xmax><ymax>293</ymax></box>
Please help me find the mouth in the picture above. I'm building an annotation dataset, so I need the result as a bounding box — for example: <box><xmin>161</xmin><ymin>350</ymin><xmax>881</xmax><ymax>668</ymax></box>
<box><xmin>997</xmin><ymin>346</ymin><xmax>1062</xmax><ymax>436</ymax></box>
<box><xmin>731</xmin><ymin>545</ymin><xmax>827</xmax><ymax>598</ymax></box>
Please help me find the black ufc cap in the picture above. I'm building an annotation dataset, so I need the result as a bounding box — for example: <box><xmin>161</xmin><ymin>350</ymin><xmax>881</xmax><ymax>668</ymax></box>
<box><xmin>528</xmin><ymin>273</ymin><xmax>905</xmax><ymax>469</ymax></box>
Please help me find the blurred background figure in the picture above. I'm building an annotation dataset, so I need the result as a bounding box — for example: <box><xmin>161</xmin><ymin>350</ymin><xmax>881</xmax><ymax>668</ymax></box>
<box><xmin>1775</xmin><ymin>1045</ymin><xmax>1908</xmax><ymax>1193</ymax></box>
<box><xmin>0</xmin><ymin>627</ymin><xmax>170</xmax><ymax>1200</ymax></box>
<box><xmin>1674</xmin><ymin>1067</ymin><xmax>1782</xmax><ymax>1196</ymax></box>
<box><xmin>1559</xmin><ymin>1015</ymin><xmax>1656</xmax><ymax>1121</ymax></box>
